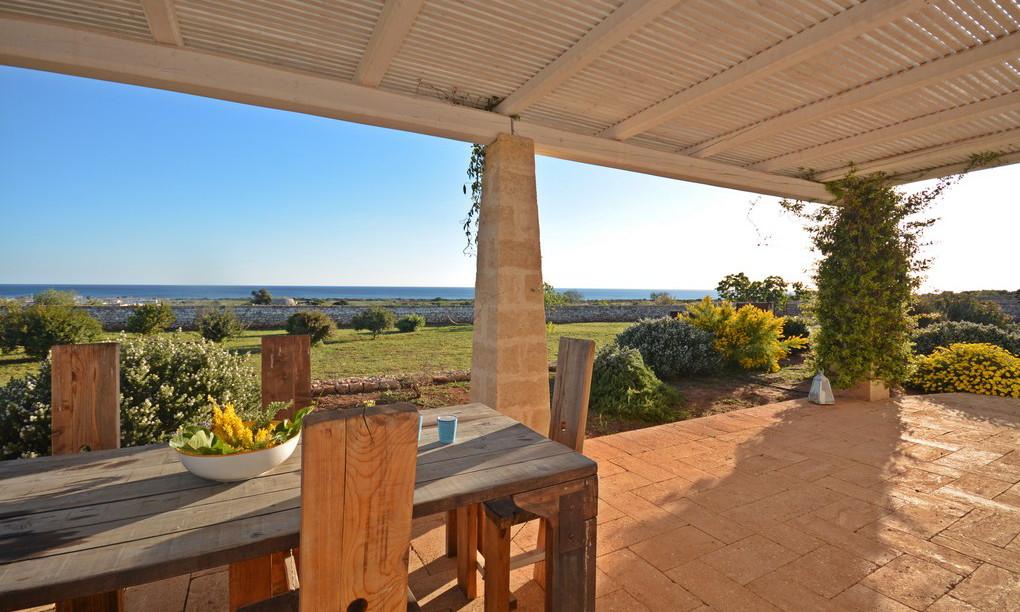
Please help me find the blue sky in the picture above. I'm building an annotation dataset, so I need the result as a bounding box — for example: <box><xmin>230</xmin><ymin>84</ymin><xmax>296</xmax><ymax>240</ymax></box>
<box><xmin>1</xmin><ymin>66</ymin><xmax>1017</xmax><ymax>291</ymax></box>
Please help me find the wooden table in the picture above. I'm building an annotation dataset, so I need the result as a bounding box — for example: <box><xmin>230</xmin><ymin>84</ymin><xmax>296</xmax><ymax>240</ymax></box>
<box><xmin>0</xmin><ymin>403</ymin><xmax>598</xmax><ymax>611</ymax></box>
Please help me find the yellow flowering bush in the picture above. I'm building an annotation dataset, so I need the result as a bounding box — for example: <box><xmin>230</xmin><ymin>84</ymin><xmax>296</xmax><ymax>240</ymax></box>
<box><xmin>909</xmin><ymin>343</ymin><xmax>1020</xmax><ymax>398</ymax></box>
<box><xmin>211</xmin><ymin>401</ymin><xmax>269</xmax><ymax>451</ymax></box>
<box><xmin>687</xmin><ymin>297</ymin><xmax>807</xmax><ymax>372</ymax></box>
<box><xmin>171</xmin><ymin>398</ymin><xmax>312</xmax><ymax>455</ymax></box>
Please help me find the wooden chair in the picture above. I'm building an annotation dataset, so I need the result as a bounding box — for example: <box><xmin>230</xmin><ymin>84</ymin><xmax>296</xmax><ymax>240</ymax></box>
<box><xmin>240</xmin><ymin>403</ymin><xmax>421</xmax><ymax>612</ymax></box>
<box><xmin>459</xmin><ymin>337</ymin><xmax>596</xmax><ymax>610</ymax></box>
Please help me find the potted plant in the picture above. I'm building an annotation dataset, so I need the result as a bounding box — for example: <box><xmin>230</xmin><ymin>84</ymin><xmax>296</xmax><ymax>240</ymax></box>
<box><xmin>170</xmin><ymin>398</ymin><xmax>313</xmax><ymax>482</ymax></box>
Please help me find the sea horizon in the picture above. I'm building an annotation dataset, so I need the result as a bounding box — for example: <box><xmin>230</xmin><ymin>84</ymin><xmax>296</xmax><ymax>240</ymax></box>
<box><xmin>0</xmin><ymin>284</ymin><xmax>717</xmax><ymax>301</ymax></box>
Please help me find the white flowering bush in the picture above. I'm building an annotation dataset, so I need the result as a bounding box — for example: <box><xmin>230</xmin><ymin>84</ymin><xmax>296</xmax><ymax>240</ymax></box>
<box><xmin>0</xmin><ymin>333</ymin><xmax>259</xmax><ymax>459</ymax></box>
<box><xmin>617</xmin><ymin>317</ymin><xmax>722</xmax><ymax>379</ymax></box>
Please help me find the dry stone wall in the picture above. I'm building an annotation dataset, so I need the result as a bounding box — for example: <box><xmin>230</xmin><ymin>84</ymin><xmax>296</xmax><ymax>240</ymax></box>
<box><xmin>82</xmin><ymin>304</ymin><xmax>694</xmax><ymax>330</ymax></box>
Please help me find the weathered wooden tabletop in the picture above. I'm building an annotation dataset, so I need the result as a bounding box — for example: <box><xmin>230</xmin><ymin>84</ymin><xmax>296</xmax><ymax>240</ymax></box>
<box><xmin>0</xmin><ymin>403</ymin><xmax>597</xmax><ymax>609</ymax></box>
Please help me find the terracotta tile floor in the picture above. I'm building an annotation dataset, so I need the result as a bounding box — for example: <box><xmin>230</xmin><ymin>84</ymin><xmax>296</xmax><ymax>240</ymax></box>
<box><xmin>31</xmin><ymin>393</ymin><xmax>1020</xmax><ymax>611</ymax></box>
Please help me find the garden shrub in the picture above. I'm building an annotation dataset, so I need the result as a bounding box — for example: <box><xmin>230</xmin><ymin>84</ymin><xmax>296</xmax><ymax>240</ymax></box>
<box><xmin>589</xmin><ymin>345</ymin><xmax>680</xmax><ymax>422</ymax></box>
<box><xmin>686</xmin><ymin>298</ymin><xmax>806</xmax><ymax>372</ymax></box>
<box><xmin>616</xmin><ymin>317</ymin><xmax>721</xmax><ymax>379</ymax></box>
<box><xmin>286</xmin><ymin>310</ymin><xmax>336</xmax><ymax>344</ymax></box>
<box><xmin>912</xmin><ymin>321</ymin><xmax>1020</xmax><ymax>356</ymax></box>
<box><xmin>0</xmin><ymin>334</ymin><xmax>259</xmax><ymax>459</ymax></box>
<box><xmin>125</xmin><ymin>302</ymin><xmax>176</xmax><ymax>334</ymax></box>
<box><xmin>197</xmin><ymin>307</ymin><xmax>242</xmax><ymax>342</ymax></box>
<box><xmin>14</xmin><ymin>304</ymin><xmax>103</xmax><ymax>359</ymax></box>
<box><xmin>351</xmin><ymin>307</ymin><xmax>395</xmax><ymax>338</ymax></box>
<box><xmin>919</xmin><ymin>292</ymin><xmax>1013</xmax><ymax>328</ymax></box>
<box><xmin>782</xmin><ymin>316</ymin><xmax>810</xmax><ymax>341</ymax></box>
<box><xmin>0</xmin><ymin>300</ymin><xmax>24</xmax><ymax>353</ymax></box>
<box><xmin>395</xmin><ymin>314</ymin><xmax>426</xmax><ymax>333</ymax></box>
<box><xmin>908</xmin><ymin>343</ymin><xmax>1020</xmax><ymax>398</ymax></box>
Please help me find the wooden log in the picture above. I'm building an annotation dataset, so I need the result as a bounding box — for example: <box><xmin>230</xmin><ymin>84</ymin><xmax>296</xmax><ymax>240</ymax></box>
<box><xmin>51</xmin><ymin>343</ymin><xmax>123</xmax><ymax>612</ymax></box>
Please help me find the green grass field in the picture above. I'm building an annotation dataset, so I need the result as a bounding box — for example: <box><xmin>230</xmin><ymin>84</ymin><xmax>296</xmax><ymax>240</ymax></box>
<box><xmin>0</xmin><ymin>322</ymin><xmax>630</xmax><ymax>385</ymax></box>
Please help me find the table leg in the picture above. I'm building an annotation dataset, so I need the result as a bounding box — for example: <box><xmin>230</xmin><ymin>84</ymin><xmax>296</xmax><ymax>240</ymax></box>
<box><xmin>543</xmin><ymin>477</ymin><xmax>597</xmax><ymax>612</ymax></box>
<box><xmin>446</xmin><ymin>509</ymin><xmax>458</xmax><ymax>557</ymax></box>
<box><xmin>228</xmin><ymin>551</ymin><xmax>293</xmax><ymax>611</ymax></box>
<box><xmin>455</xmin><ymin>504</ymin><xmax>479</xmax><ymax>599</ymax></box>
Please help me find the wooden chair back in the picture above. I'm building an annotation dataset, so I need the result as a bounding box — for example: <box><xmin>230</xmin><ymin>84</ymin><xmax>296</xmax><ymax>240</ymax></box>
<box><xmin>547</xmin><ymin>337</ymin><xmax>596</xmax><ymax>453</ymax></box>
<box><xmin>261</xmin><ymin>335</ymin><xmax>312</xmax><ymax>419</ymax></box>
<box><xmin>298</xmin><ymin>403</ymin><xmax>419</xmax><ymax>612</ymax></box>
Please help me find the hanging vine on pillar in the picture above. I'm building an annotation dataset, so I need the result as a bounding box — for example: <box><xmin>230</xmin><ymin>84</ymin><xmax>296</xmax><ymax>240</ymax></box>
<box><xmin>462</xmin><ymin>144</ymin><xmax>486</xmax><ymax>255</ymax></box>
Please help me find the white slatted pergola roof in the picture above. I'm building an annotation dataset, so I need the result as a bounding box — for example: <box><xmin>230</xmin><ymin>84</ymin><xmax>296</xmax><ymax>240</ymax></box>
<box><xmin>2</xmin><ymin>0</ymin><xmax>1019</xmax><ymax>202</ymax></box>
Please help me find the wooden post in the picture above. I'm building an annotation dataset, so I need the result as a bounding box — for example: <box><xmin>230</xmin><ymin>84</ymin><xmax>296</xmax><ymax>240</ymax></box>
<box><xmin>543</xmin><ymin>477</ymin><xmax>598</xmax><ymax>612</ymax></box>
<box><xmin>260</xmin><ymin>334</ymin><xmax>312</xmax><ymax>418</ymax></box>
<box><xmin>229</xmin><ymin>335</ymin><xmax>312</xmax><ymax>611</ymax></box>
<box><xmin>299</xmin><ymin>404</ymin><xmax>418</xmax><ymax>610</ymax></box>
<box><xmin>51</xmin><ymin>343</ymin><xmax>123</xmax><ymax>612</ymax></box>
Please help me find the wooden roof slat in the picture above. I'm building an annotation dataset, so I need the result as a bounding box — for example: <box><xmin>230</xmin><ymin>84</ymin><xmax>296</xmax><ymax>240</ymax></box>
<box><xmin>814</xmin><ymin>127</ymin><xmax>1020</xmax><ymax>180</ymax></box>
<box><xmin>755</xmin><ymin>91</ymin><xmax>1020</xmax><ymax>171</ymax></box>
<box><xmin>686</xmin><ymin>31</ymin><xmax>1020</xmax><ymax>158</ymax></box>
<box><xmin>603</xmin><ymin>0</ymin><xmax>929</xmax><ymax>140</ymax></box>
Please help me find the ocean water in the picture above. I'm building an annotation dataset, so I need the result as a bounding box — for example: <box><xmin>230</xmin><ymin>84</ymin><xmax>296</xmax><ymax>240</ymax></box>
<box><xmin>0</xmin><ymin>284</ymin><xmax>716</xmax><ymax>301</ymax></box>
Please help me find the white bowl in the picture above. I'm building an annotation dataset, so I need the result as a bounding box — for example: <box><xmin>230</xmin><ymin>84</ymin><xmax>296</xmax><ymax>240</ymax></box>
<box><xmin>176</xmin><ymin>432</ymin><xmax>300</xmax><ymax>482</ymax></box>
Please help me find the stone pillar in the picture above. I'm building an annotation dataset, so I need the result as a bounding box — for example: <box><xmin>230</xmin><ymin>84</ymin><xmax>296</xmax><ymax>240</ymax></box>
<box><xmin>471</xmin><ymin>133</ymin><xmax>550</xmax><ymax>434</ymax></box>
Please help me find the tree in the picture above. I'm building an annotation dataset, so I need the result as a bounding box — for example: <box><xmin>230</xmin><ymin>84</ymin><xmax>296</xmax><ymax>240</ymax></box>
<box><xmin>650</xmin><ymin>292</ymin><xmax>675</xmax><ymax>305</ymax></box>
<box><xmin>715</xmin><ymin>273</ymin><xmax>752</xmax><ymax>302</ymax></box>
<box><xmin>32</xmin><ymin>289</ymin><xmax>77</xmax><ymax>306</ymax></box>
<box><xmin>716</xmin><ymin>273</ymin><xmax>789</xmax><ymax>305</ymax></box>
<box><xmin>782</xmin><ymin>170</ymin><xmax>957</xmax><ymax>389</ymax></box>
<box><xmin>250</xmin><ymin>288</ymin><xmax>273</xmax><ymax>305</ymax></box>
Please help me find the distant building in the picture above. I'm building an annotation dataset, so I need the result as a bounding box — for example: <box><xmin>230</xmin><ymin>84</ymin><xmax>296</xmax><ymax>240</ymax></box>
<box><xmin>271</xmin><ymin>297</ymin><xmax>297</xmax><ymax>306</ymax></box>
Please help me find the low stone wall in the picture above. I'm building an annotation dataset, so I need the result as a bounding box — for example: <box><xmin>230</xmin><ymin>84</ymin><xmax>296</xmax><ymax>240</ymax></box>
<box><xmin>82</xmin><ymin>303</ymin><xmax>693</xmax><ymax>330</ymax></box>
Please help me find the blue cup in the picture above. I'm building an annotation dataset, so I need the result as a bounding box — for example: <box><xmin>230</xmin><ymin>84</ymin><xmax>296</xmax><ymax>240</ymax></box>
<box><xmin>437</xmin><ymin>415</ymin><xmax>458</xmax><ymax>444</ymax></box>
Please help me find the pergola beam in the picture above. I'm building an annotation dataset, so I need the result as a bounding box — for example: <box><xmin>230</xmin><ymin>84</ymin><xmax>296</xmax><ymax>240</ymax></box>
<box><xmin>0</xmin><ymin>15</ymin><xmax>831</xmax><ymax>202</ymax></box>
<box><xmin>139</xmin><ymin>0</ymin><xmax>182</xmax><ymax>46</ymax></box>
<box><xmin>353</xmin><ymin>0</ymin><xmax>426</xmax><ymax>87</ymax></box>
<box><xmin>602</xmin><ymin>0</ymin><xmax>927</xmax><ymax>141</ymax></box>
<box><xmin>686</xmin><ymin>34</ymin><xmax>1020</xmax><ymax>158</ymax></box>
<box><xmin>754</xmin><ymin>92</ymin><xmax>1020</xmax><ymax>172</ymax></box>
<box><xmin>891</xmin><ymin>151</ymin><xmax>1020</xmax><ymax>185</ymax></box>
<box><xmin>815</xmin><ymin>129</ymin><xmax>1020</xmax><ymax>182</ymax></box>
<box><xmin>494</xmin><ymin>0</ymin><xmax>679</xmax><ymax>116</ymax></box>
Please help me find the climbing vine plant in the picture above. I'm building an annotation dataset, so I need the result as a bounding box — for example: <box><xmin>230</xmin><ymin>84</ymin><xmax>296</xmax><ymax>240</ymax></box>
<box><xmin>782</xmin><ymin>154</ymin><xmax>997</xmax><ymax>389</ymax></box>
<box><xmin>462</xmin><ymin>144</ymin><xmax>486</xmax><ymax>254</ymax></box>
